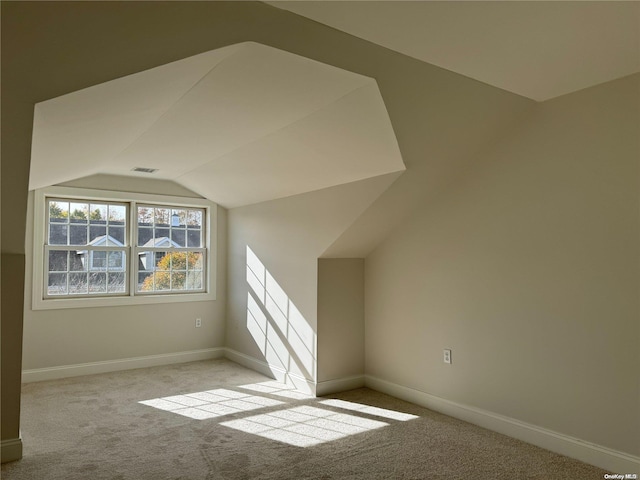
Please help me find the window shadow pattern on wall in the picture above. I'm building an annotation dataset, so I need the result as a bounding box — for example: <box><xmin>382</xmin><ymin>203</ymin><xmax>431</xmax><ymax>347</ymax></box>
<box><xmin>245</xmin><ymin>246</ymin><xmax>316</xmax><ymax>388</ymax></box>
<box><xmin>139</xmin><ymin>380</ymin><xmax>418</xmax><ymax>448</ymax></box>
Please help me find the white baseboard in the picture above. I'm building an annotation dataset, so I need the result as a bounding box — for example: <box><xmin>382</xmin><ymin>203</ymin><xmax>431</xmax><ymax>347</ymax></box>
<box><xmin>22</xmin><ymin>348</ymin><xmax>225</xmax><ymax>383</ymax></box>
<box><xmin>365</xmin><ymin>374</ymin><xmax>639</xmax><ymax>474</ymax></box>
<box><xmin>1</xmin><ymin>437</ymin><xmax>23</xmax><ymax>464</ymax></box>
<box><xmin>316</xmin><ymin>375</ymin><xmax>365</xmax><ymax>397</ymax></box>
<box><xmin>223</xmin><ymin>348</ymin><xmax>316</xmax><ymax>395</ymax></box>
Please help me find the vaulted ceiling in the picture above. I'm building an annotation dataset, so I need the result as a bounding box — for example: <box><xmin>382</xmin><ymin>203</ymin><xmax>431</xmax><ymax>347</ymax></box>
<box><xmin>30</xmin><ymin>42</ymin><xmax>405</xmax><ymax>207</ymax></box>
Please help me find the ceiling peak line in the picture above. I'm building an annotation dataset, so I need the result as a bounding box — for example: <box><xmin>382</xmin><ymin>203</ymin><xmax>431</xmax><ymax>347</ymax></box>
<box><xmin>108</xmin><ymin>45</ymin><xmax>244</xmax><ymax>172</ymax></box>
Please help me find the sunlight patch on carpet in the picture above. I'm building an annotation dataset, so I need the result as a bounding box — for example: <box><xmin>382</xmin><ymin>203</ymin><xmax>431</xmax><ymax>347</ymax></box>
<box><xmin>238</xmin><ymin>381</ymin><xmax>314</xmax><ymax>400</ymax></box>
<box><xmin>220</xmin><ymin>405</ymin><xmax>388</xmax><ymax>447</ymax></box>
<box><xmin>139</xmin><ymin>388</ymin><xmax>284</xmax><ymax>420</ymax></box>
<box><xmin>320</xmin><ymin>399</ymin><xmax>419</xmax><ymax>421</ymax></box>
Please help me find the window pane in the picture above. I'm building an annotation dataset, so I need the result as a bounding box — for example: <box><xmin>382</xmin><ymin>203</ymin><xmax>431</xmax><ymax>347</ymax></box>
<box><xmin>138</xmin><ymin>251</ymin><xmax>171</xmax><ymax>272</ymax></box>
<box><xmin>89</xmin><ymin>204</ymin><xmax>107</xmax><ymax>223</ymax></box>
<box><xmin>108</xmin><ymin>272</ymin><xmax>126</xmax><ymax>293</ymax></box>
<box><xmin>89</xmin><ymin>272</ymin><xmax>106</xmax><ymax>293</ymax></box>
<box><xmin>171</xmin><ymin>229</ymin><xmax>186</xmax><ymax>247</ymax></box>
<box><xmin>154</xmin><ymin>208</ymin><xmax>170</xmax><ymax>226</ymax></box>
<box><xmin>138</xmin><ymin>251</ymin><xmax>152</xmax><ymax>272</ymax></box>
<box><xmin>108</xmin><ymin>251</ymin><xmax>124</xmax><ymax>270</ymax></box>
<box><xmin>187</xmin><ymin>252</ymin><xmax>203</xmax><ymax>270</ymax></box>
<box><xmin>48</xmin><ymin>250</ymin><xmax>68</xmax><ymax>272</ymax></box>
<box><xmin>48</xmin><ymin>273</ymin><xmax>67</xmax><ymax>295</ymax></box>
<box><xmin>49</xmin><ymin>224</ymin><xmax>68</xmax><ymax>245</ymax></box>
<box><xmin>69</xmin><ymin>224</ymin><xmax>88</xmax><ymax>245</ymax></box>
<box><xmin>137</xmin><ymin>227</ymin><xmax>153</xmax><ymax>247</ymax></box>
<box><xmin>168</xmin><ymin>252</ymin><xmax>182</xmax><ymax>270</ymax></box>
<box><xmin>70</xmin><ymin>251</ymin><xmax>87</xmax><ymax>272</ymax></box>
<box><xmin>154</xmin><ymin>272</ymin><xmax>171</xmax><ymax>291</ymax></box>
<box><xmin>187</xmin><ymin>229</ymin><xmax>201</xmax><ymax>248</ymax></box>
<box><xmin>89</xmin><ymin>225</ymin><xmax>107</xmax><ymax>243</ymax></box>
<box><xmin>138</xmin><ymin>272</ymin><xmax>153</xmax><ymax>291</ymax></box>
<box><xmin>69</xmin><ymin>273</ymin><xmax>88</xmax><ymax>294</ymax></box>
<box><xmin>69</xmin><ymin>203</ymin><xmax>88</xmax><ymax>222</ymax></box>
<box><xmin>92</xmin><ymin>251</ymin><xmax>106</xmax><ymax>270</ymax></box>
<box><xmin>154</xmin><ymin>228</ymin><xmax>170</xmax><ymax>244</ymax></box>
<box><xmin>171</xmin><ymin>272</ymin><xmax>186</xmax><ymax>290</ymax></box>
<box><xmin>155</xmin><ymin>251</ymin><xmax>170</xmax><ymax>270</ymax></box>
<box><xmin>186</xmin><ymin>271</ymin><xmax>203</xmax><ymax>290</ymax></box>
<box><xmin>172</xmin><ymin>209</ymin><xmax>187</xmax><ymax>227</ymax></box>
<box><xmin>138</xmin><ymin>207</ymin><xmax>154</xmax><ymax>226</ymax></box>
<box><xmin>108</xmin><ymin>205</ymin><xmax>126</xmax><ymax>223</ymax></box>
<box><xmin>49</xmin><ymin>201</ymin><xmax>68</xmax><ymax>222</ymax></box>
<box><xmin>107</xmin><ymin>227</ymin><xmax>125</xmax><ymax>245</ymax></box>
<box><xmin>187</xmin><ymin>210</ymin><xmax>202</xmax><ymax>227</ymax></box>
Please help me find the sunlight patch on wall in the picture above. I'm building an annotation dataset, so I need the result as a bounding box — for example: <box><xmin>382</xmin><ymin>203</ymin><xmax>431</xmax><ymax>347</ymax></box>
<box><xmin>246</xmin><ymin>245</ymin><xmax>316</xmax><ymax>383</ymax></box>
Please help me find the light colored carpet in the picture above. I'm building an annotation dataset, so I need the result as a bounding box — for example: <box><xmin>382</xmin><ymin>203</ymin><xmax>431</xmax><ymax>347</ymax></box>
<box><xmin>2</xmin><ymin>359</ymin><xmax>606</xmax><ymax>479</ymax></box>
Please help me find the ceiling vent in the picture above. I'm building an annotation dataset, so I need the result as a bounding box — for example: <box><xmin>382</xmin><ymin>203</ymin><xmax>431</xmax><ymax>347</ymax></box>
<box><xmin>132</xmin><ymin>167</ymin><xmax>158</xmax><ymax>174</ymax></box>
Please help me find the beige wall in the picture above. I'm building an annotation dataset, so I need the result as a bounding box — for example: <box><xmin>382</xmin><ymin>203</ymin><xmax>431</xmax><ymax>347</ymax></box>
<box><xmin>22</xmin><ymin>176</ymin><xmax>227</xmax><ymax>370</ymax></box>
<box><xmin>317</xmin><ymin>258</ymin><xmax>364</xmax><ymax>383</ymax></box>
<box><xmin>365</xmin><ymin>75</ymin><xmax>640</xmax><ymax>456</ymax></box>
<box><xmin>226</xmin><ymin>174</ymin><xmax>398</xmax><ymax>388</ymax></box>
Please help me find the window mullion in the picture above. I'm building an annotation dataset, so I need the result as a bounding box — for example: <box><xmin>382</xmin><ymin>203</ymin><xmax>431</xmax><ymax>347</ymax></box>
<box><xmin>130</xmin><ymin>200</ymin><xmax>137</xmax><ymax>297</ymax></box>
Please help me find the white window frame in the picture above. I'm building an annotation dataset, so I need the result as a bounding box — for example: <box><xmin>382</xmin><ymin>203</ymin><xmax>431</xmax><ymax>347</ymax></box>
<box><xmin>32</xmin><ymin>186</ymin><xmax>216</xmax><ymax>310</ymax></box>
<box><xmin>44</xmin><ymin>197</ymin><xmax>129</xmax><ymax>299</ymax></box>
<box><xmin>134</xmin><ymin>203</ymin><xmax>207</xmax><ymax>296</ymax></box>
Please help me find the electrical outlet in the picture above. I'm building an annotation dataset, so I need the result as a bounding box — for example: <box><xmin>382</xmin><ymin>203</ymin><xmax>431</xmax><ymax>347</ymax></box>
<box><xmin>195</xmin><ymin>318</ymin><xmax>202</xmax><ymax>328</ymax></box>
<box><xmin>443</xmin><ymin>349</ymin><xmax>452</xmax><ymax>364</ymax></box>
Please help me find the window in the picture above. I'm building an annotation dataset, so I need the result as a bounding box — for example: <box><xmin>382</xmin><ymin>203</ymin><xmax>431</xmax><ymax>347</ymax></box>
<box><xmin>33</xmin><ymin>187</ymin><xmax>216</xmax><ymax>309</ymax></box>
<box><xmin>135</xmin><ymin>205</ymin><xmax>205</xmax><ymax>294</ymax></box>
<box><xmin>46</xmin><ymin>199</ymin><xmax>128</xmax><ymax>297</ymax></box>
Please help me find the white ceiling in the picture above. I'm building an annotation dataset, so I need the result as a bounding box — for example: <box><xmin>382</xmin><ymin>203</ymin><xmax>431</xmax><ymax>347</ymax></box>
<box><xmin>30</xmin><ymin>42</ymin><xmax>405</xmax><ymax>207</ymax></box>
<box><xmin>269</xmin><ymin>1</ymin><xmax>640</xmax><ymax>101</ymax></box>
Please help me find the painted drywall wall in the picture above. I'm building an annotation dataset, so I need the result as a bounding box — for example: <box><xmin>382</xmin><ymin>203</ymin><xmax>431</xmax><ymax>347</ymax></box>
<box><xmin>365</xmin><ymin>74</ymin><xmax>640</xmax><ymax>456</ymax></box>
<box><xmin>226</xmin><ymin>173</ymin><xmax>399</xmax><ymax>390</ymax></box>
<box><xmin>317</xmin><ymin>258</ymin><xmax>364</xmax><ymax>383</ymax></box>
<box><xmin>22</xmin><ymin>175</ymin><xmax>227</xmax><ymax>370</ymax></box>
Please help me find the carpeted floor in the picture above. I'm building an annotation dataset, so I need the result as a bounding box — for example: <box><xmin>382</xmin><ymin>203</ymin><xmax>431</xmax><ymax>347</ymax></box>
<box><xmin>2</xmin><ymin>359</ymin><xmax>607</xmax><ymax>479</ymax></box>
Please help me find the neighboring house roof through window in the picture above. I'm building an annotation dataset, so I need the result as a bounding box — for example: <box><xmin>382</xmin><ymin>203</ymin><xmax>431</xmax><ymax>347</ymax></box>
<box><xmin>139</xmin><ymin>237</ymin><xmax>180</xmax><ymax>248</ymax></box>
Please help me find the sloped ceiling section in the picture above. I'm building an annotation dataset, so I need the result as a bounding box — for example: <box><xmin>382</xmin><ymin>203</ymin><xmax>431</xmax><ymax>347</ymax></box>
<box><xmin>30</xmin><ymin>42</ymin><xmax>405</xmax><ymax>208</ymax></box>
<box><xmin>269</xmin><ymin>1</ymin><xmax>640</xmax><ymax>101</ymax></box>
